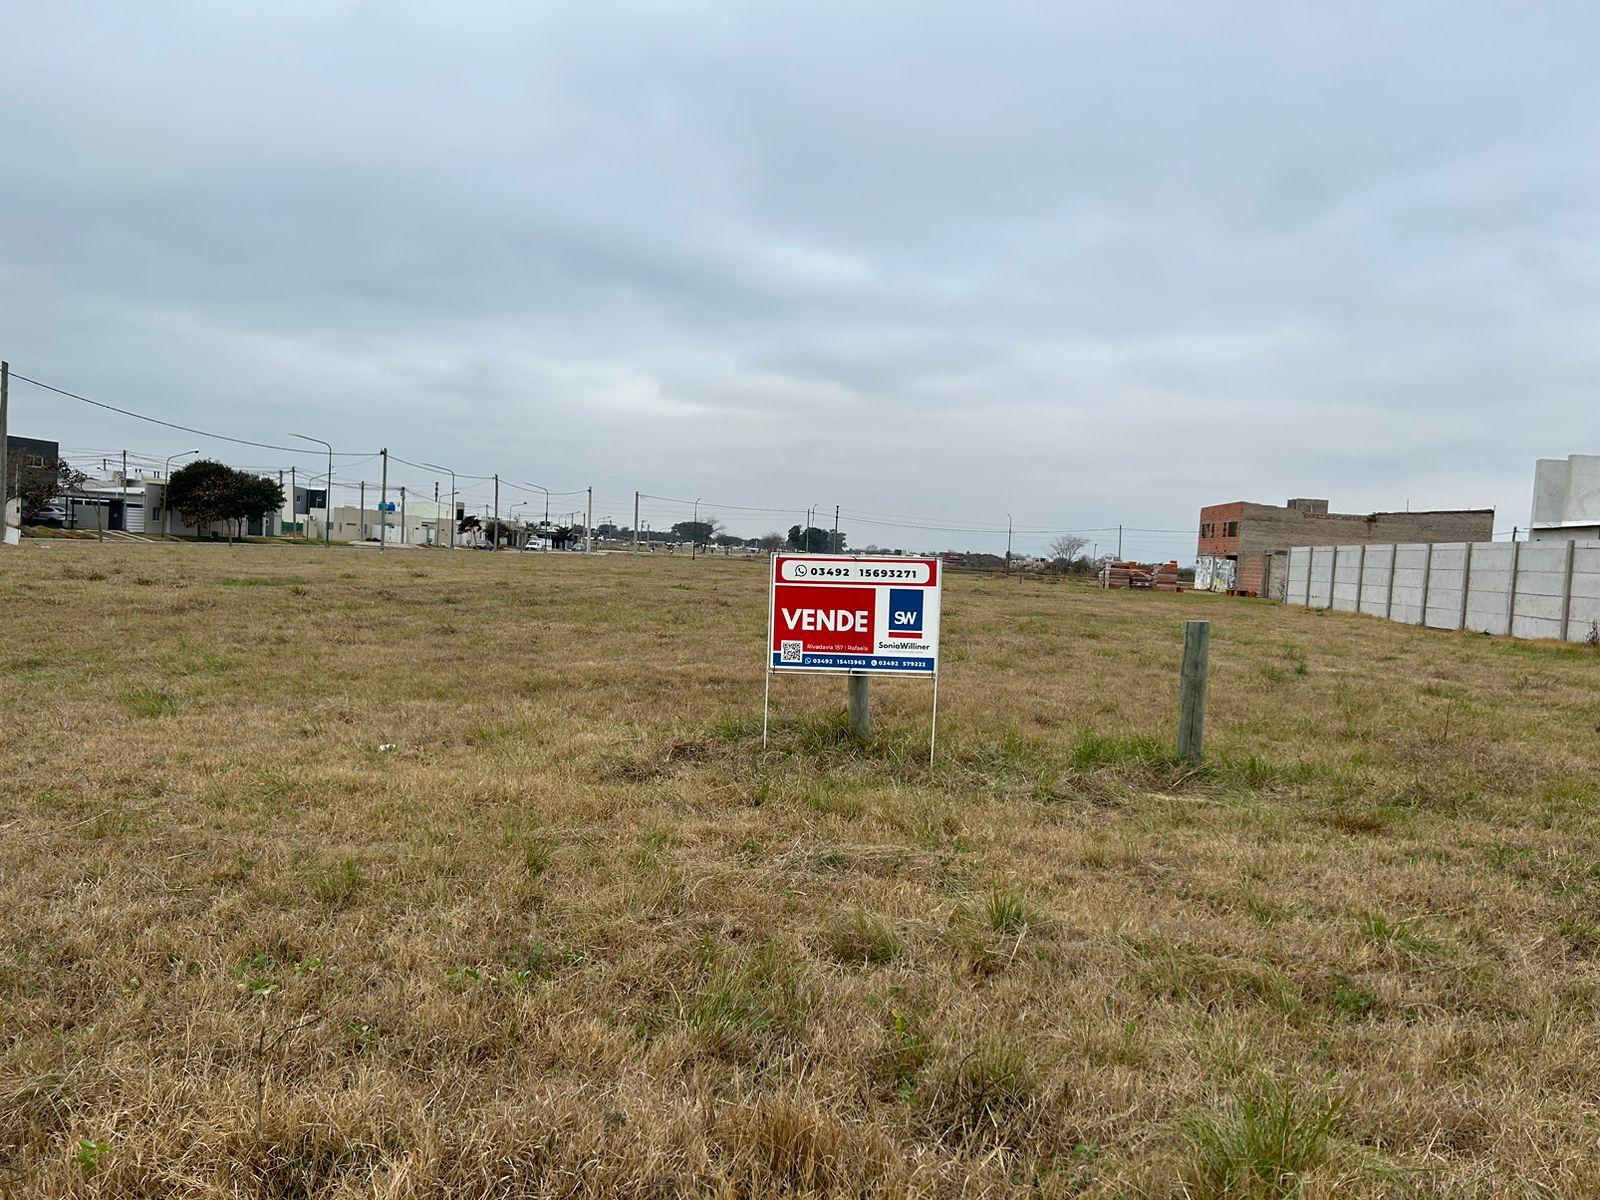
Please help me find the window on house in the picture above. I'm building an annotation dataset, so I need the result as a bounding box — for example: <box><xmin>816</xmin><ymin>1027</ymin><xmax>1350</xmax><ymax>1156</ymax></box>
<box><xmin>1226</xmin><ymin>521</ymin><xmax>1238</xmax><ymax>537</ymax></box>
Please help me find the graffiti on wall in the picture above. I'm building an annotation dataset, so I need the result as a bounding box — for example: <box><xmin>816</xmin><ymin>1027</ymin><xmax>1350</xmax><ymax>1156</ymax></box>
<box><xmin>1194</xmin><ymin>555</ymin><xmax>1235</xmax><ymax>593</ymax></box>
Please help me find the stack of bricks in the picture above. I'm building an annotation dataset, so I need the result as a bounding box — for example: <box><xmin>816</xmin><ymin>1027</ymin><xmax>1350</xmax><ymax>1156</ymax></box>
<box><xmin>1151</xmin><ymin>561</ymin><xmax>1181</xmax><ymax>592</ymax></box>
<box><xmin>1098</xmin><ymin>561</ymin><xmax>1152</xmax><ymax>589</ymax></box>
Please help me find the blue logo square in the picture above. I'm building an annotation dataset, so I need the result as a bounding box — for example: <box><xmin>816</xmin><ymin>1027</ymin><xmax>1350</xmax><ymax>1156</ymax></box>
<box><xmin>888</xmin><ymin>588</ymin><xmax>923</xmax><ymax>634</ymax></box>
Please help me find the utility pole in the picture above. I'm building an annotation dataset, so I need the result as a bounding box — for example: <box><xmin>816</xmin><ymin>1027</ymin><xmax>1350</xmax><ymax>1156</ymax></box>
<box><xmin>1005</xmin><ymin>513</ymin><xmax>1013</xmax><ymax>573</ymax></box>
<box><xmin>1117</xmin><ymin>524</ymin><xmax>1123</xmax><ymax>559</ymax></box>
<box><xmin>0</xmin><ymin>361</ymin><xmax>8</xmax><ymax>544</ymax></box>
<box><xmin>359</xmin><ymin>481</ymin><xmax>366</xmax><ymax>541</ymax></box>
<box><xmin>290</xmin><ymin>466</ymin><xmax>297</xmax><ymax>538</ymax></box>
<box><xmin>586</xmin><ymin>486</ymin><xmax>593</xmax><ymax>553</ymax></box>
<box><xmin>122</xmin><ymin>449</ymin><xmax>128</xmax><ymax>486</ymax></box>
<box><xmin>378</xmin><ymin>449</ymin><xmax>388</xmax><ymax>552</ymax></box>
<box><xmin>832</xmin><ymin>505</ymin><xmax>839</xmax><ymax>553</ymax></box>
<box><xmin>400</xmin><ymin>486</ymin><xmax>407</xmax><ymax>546</ymax></box>
<box><xmin>692</xmin><ymin>497</ymin><xmax>701</xmax><ymax>560</ymax></box>
<box><xmin>493</xmin><ymin>474</ymin><xmax>500</xmax><ymax>551</ymax></box>
<box><xmin>434</xmin><ymin>482</ymin><xmax>439</xmax><ymax>547</ymax></box>
<box><xmin>634</xmin><ymin>491</ymin><xmax>640</xmax><ymax>553</ymax></box>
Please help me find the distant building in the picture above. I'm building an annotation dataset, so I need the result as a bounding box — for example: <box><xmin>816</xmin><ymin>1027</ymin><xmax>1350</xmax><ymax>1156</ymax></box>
<box><xmin>1530</xmin><ymin>454</ymin><xmax>1600</xmax><ymax>543</ymax></box>
<box><xmin>1196</xmin><ymin>497</ymin><xmax>1494</xmax><ymax>598</ymax></box>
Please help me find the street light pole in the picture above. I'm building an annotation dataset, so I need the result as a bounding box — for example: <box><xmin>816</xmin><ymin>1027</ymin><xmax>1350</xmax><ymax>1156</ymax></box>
<box><xmin>292</xmin><ymin>434</ymin><xmax>335</xmax><ymax>547</ymax></box>
<box><xmin>692</xmin><ymin>497</ymin><xmax>701</xmax><ymax>560</ymax></box>
<box><xmin>163</xmin><ymin>448</ymin><xmax>200</xmax><ymax>536</ymax></box>
<box><xmin>420</xmin><ymin>461</ymin><xmax>457</xmax><ymax>550</ymax></box>
<box><xmin>1006</xmin><ymin>513</ymin><xmax>1012</xmax><ymax>573</ymax></box>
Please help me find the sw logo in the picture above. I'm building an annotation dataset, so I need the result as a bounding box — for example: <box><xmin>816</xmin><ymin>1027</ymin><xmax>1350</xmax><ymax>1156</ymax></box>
<box><xmin>887</xmin><ymin>588</ymin><xmax>924</xmax><ymax>638</ymax></box>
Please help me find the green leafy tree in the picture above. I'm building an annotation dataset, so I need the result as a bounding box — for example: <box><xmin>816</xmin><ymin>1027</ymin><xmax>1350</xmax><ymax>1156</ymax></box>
<box><xmin>787</xmin><ymin>525</ymin><xmax>842</xmax><ymax>552</ymax></box>
<box><xmin>233</xmin><ymin>473</ymin><xmax>285</xmax><ymax>539</ymax></box>
<box><xmin>671</xmin><ymin>518</ymin><xmax>719</xmax><ymax>545</ymax></box>
<box><xmin>166</xmin><ymin>460</ymin><xmax>284</xmax><ymax>541</ymax></box>
<box><xmin>166</xmin><ymin>459</ymin><xmax>236</xmax><ymax>540</ymax></box>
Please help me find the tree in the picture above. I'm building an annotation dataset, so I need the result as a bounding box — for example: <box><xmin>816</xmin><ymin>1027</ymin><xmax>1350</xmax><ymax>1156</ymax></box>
<box><xmin>167</xmin><ymin>459</ymin><xmax>237</xmax><ymax>540</ymax></box>
<box><xmin>9</xmin><ymin>457</ymin><xmax>83</xmax><ymax>520</ymax></box>
<box><xmin>165</xmin><ymin>460</ymin><xmax>284</xmax><ymax>541</ymax></box>
<box><xmin>1047</xmin><ymin>534</ymin><xmax>1089</xmax><ymax>562</ymax></box>
<box><xmin>234</xmin><ymin>474</ymin><xmax>285</xmax><ymax>540</ymax></box>
<box><xmin>671</xmin><ymin>518</ymin><xmax>719</xmax><ymax>545</ymax></box>
<box><xmin>459</xmin><ymin>513</ymin><xmax>482</xmax><ymax>535</ymax></box>
<box><xmin>786</xmin><ymin>525</ymin><xmax>841</xmax><ymax>552</ymax></box>
<box><xmin>758</xmin><ymin>531</ymin><xmax>785</xmax><ymax>552</ymax></box>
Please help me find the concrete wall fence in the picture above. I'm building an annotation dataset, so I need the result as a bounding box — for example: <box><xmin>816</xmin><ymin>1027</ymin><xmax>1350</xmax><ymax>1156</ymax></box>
<box><xmin>1284</xmin><ymin>541</ymin><xmax>1600</xmax><ymax>643</ymax></box>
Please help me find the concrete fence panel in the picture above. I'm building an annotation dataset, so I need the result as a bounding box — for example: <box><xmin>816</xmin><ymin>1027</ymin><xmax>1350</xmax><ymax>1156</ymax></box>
<box><xmin>1359</xmin><ymin>544</ymin><xmax>1394</xmax><ymax>617</ymax></box>
<box><xmin>1287</xmin><ymin>538</ymin><xmax>1600</xmax><ymax>644</ymax></box>
<box><xmin>1330</xmin><ymin>544</ymin><xmax>1362</xmax><ymax>611</ymax></box>
<box><xmin>1390</xmin><ymin>544</ymin><xmax>1430</xmax><ymax>625</ymax></box>
<box><xmin>1423</xmin><ymin>542</ymin><xmax>1468</xmax><ymax>630</ymax></box>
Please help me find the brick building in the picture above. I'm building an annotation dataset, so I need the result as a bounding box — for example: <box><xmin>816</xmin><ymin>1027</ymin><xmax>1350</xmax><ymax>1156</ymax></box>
<box><xmin>1196</xmin><ymin>497</ymin><xmax>1494</xmax><ymax>598</ymax></box>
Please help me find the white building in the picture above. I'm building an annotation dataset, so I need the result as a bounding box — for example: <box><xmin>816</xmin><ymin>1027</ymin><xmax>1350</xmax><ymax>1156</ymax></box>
<box><xmin>317</xmin><ymin>497</ymin><xmax>461</xmax><ymax>545</ymax></box>
<box><xmin>1531</xmin><ymin>454</ymin><xmax>1600</xmax><ymax>543</ymax></box>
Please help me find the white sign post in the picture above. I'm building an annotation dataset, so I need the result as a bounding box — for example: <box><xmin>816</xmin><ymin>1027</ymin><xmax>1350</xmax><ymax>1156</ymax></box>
<box><xmin>764</xmin><ymin>553</ymin><xmax>943</xmax><ymax>765</ymax></box>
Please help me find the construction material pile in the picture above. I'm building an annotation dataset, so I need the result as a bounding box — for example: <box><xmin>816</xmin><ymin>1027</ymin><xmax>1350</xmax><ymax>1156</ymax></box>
<box><xmin>1098</xmin><ymin>560</ymin><xmax>1183</xmax><ymax>592</ymax></box>
<box><xmin>1098</xmin><ymin>560</ymin><xmax>1151</xmax><ymax>589</ymax></box>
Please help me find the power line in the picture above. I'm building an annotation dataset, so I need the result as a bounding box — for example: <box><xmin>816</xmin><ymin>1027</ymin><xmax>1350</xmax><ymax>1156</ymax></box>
<box><xmin>10</xmin><ymin>372</ymin><xmax>381</xmax><ymax>458</ymax></box>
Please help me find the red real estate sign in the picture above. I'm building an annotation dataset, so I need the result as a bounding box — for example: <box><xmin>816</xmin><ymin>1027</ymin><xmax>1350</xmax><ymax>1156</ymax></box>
<box><xmin>767</xmin><ymin>554</ymin><xmax>942</xmax><ymax>675</ymax></box>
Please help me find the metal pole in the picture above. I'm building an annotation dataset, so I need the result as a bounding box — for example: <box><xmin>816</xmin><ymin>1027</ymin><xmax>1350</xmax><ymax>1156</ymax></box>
<box><xmin>359</xmin><ymin>481</ymin><xmax>365</xmax><ymax>541</ymax></box>
<box><xmin>379</xmin><ymin>449</ymin><xmax>388</xmax><ymax>552</ymax></box>
<box><xmin>434</xmin><ymin>482</ymin><xmax>439</xmax><ymax>546</ymax></box>
<box><xmin>1177</xmin><ymin>619</ymin><xmax>1211</xmax><ymax>764</ymax></box>
<box><xmin>832</xmin><ymin>505</ymin><xmax>839</xmax><ymax>553</ymax></box>
<box><xmin>692</xmin><ymin>497</ymin><xmax>700</xmax><ymax>559</ymax></box>
<box><xmin>324</xmin><ymin>446</ymin><xmax>332</xmax><ymax>545</ymax></box>
<box><xmin>1005</xmin><ymin>513</ymin><xmax>1012</xmax><ymax>572</ymax></box>
<box><xmin>634</xmin><ymin>491</ymin><xmax>640</xmax><ymax>554</ymax></box>
<box><xmin>422</xmin><ymin>461</ymin><xmax>456</xmax><ymax>550</ymax></box>
<box><xmin>493</xmin><ymin>474</ymin><xmax>500</xmax><ymax>552</ymax></box>
<box><xmin>1117</xmin><ymin>524</ymin><xmax>1123</xmax><ymax>559</ymax></box>
<box><xmin>400</xmin><ymin>486</ymin><xmax>406</xmax><ymax>546</ymax></box>
<box><xmin>586</xmin><ymin>485</ymin><xmax>593</xmax><ymax>553</ymax></box>
<box><xmin>290</xmin><ymin>466</ymin><xmax>298</xmax><ymax>539</ymax></box>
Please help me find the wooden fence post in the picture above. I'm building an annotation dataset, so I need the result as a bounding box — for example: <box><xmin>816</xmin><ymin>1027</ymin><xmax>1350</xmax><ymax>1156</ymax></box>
<box><xmin>1177</xmin><ymin>620</ymin><xmax>1211</xmax><ymax>765</ymax></box>
<box><xmin>847</xmin><ymin>674</ymin><xmax>870</xmax><ymax>739</ymax></box>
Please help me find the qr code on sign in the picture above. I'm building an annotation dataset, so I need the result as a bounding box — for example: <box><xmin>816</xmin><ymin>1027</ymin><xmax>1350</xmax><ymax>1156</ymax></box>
<box><xmin>780</xmin><ymin>640</ymin><xmax>803</xmax><ymax>664</ymax></box>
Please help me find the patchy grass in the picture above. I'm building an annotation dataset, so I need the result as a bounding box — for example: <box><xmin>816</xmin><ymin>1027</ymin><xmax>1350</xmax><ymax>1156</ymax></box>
<box><xmin>0</xmin><ymin>542</ymin><xmax>1597</xmax><ymax>1197</ymax></box>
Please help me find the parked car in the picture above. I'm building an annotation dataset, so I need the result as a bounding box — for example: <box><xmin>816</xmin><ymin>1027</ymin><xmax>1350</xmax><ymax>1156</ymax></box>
<box><xmin>28</xmin><ymin>505</ymin><xmax>68</xmax><ymax>528</ymax></box>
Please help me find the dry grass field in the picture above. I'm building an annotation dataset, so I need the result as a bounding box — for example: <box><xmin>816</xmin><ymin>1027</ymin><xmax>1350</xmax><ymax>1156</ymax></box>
<box><xmin>3</xmin><ymin>542</ymin><xmax>1600</xmax><ymax>1198</ymax></box>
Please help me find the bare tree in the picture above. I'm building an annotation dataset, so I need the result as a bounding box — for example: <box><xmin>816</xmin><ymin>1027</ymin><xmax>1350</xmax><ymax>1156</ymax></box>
<box><xmin>1047</xmin><ymin>534</ymin><xmax>1088</xmax><ymax>562</ymax></box>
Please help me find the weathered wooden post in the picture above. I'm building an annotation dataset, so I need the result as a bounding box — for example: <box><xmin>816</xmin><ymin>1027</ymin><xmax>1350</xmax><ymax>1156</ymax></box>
<box><xmin>847</xmin><ymin>673</ymin><xmax>870</xmax><ymax>739</ymax></box>
<box><xmin>1177</xmin><ymin>620</ymin><xmax>1210</xmax><ymax>764</ymax></box>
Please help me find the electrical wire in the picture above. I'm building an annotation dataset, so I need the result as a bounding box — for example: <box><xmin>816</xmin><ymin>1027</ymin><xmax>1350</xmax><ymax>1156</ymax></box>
<box><xmin>10</xmin><ymin>372</ymin><xmax>381</xmax><ymax>457</ymax></box>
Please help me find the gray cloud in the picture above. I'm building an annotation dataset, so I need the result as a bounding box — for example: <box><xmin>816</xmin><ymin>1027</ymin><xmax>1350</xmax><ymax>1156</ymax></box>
<box><xmin>4</xmin><ymin>2</ymin><xmax>1598</xmax><ymax>556</ymax></box>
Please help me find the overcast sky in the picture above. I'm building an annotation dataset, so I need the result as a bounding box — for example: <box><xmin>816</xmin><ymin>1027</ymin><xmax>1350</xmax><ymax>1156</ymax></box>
<box><xmin>4</xmin><ymin>3</ymin><xmax>1597</xmax><ymax>558</ymax></box>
